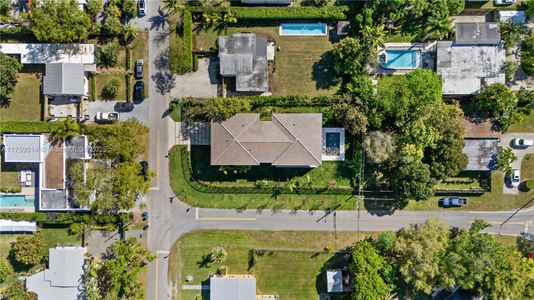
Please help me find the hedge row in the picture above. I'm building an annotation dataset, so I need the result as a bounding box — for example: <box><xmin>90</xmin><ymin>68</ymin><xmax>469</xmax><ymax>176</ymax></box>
<box><xmin>170</xmin><ymin>10</ymin><xmax>193</xmax><ymax>75</ymax></box>
<box><xmin>0</xmin><ymin>121</ymin><xmax>59</xmax><ymax>133</ymax></box>
<box><xmin>189</xmin><ymin>6</ymin><xmax>349</xmax><ymax>20</ymax></box>
<box><xmin>0</xmin><ymin>212</ymin><xmax>130</xmax><ymax>225</ymax></box>
<box><xmin>188</xmin><ymin>95</ymin><xmax>338</xmax><ymax>108</ymax></box>
<box><xmin>521</xmin><ymin>35</ymin><xmax>534</xmax><ymax>76</ymax></box>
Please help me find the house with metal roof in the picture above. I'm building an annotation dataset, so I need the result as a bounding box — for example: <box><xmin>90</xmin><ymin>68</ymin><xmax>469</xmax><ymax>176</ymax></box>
<box><xmin>26</xmin><ymin>246</ymin><xmax>87</xmax><ymax>300</ymax></box>
<box><xmin>44</xmin><ymin>63</ymin><xmax>86</xmax><ymax>96</ymax></box>
<box><xmin>210</xmin><ymin>113</ymin><xmax>323</xmax><ymax>168</ymax></box>
<box><xmin>436</xmin><ymin>22</ymin><xmax>505</xmax><ymax>96</ymax></box>
<box><xmin>218</xmin><ymin>33</ymin><xmax>268</xmax><ymax>92</ymax></box>
<box><xmin>210</xmin><ymin>274</ymin><xmax>278</xmax><ymax>300</ymax></box>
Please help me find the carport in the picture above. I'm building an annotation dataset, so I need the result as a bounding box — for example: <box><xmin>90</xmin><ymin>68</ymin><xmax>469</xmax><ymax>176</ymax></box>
<box><xmin>462</xmin><ymin>138</ymin><xmax>499</xmax><ymax>171</ymax></box>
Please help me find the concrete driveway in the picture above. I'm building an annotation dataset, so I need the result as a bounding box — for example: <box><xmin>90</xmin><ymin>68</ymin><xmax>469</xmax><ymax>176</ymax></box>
<box><xmin>499</xmin><ymin>132</ymin><xmax>534</xmax><ymax>194</ymax></box>
<box><xmin>83</xmin><ymin>100</ymin><xmax>150</xmax><ymax>126</ymax></box>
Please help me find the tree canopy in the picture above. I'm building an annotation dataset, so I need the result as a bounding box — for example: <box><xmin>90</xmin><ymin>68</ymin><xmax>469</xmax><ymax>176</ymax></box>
<box><xmin>0</xmin><ymin>52</ymin><xmax>22</xmax><ymax>107</ymax></box>
<box><xmin>206</xmin><ymin>97</ymin><xmax>251</xmax><ymax>120</ymax></box>
<box><xmin>331</xmin><ymin>37</ymin><xmax>367</xmax><ymax>80</ymax></box>
<box><xmin>50</xmin><ymin>117</ymin><xmax>80</xmax><ymax>142</ymax></box>
<box><xmin>9</xmin><ymin>233</ymin><xmax>47</xmax><ymax>266</ymax></box>
<box><xmin>332</xmin><ymin>95</ymin><xmax>368</xmax><ymax>135</ymax></box>
<box><xmin>27</xmin><ymin>0</ymin><xmax>92</xmax><ymax>43</ymax></box>
<box><xmin>350</xmin><ymin>240</ymin><xmax>393</xmax><ymax>300</ymax></box>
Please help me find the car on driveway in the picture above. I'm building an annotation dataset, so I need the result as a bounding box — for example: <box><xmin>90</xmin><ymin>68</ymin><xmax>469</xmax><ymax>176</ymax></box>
<box><xmin>95</xmin><ymin>112</ymin><xmax>119</xmax><ymax>123</ymax></box>
<box><xmin>134</xmin><ymin>81</ymin><xmax>144</xmax><ymax>103</ymax></box>
<box><xmin>494</xmin><ymin>0</ymin><xmax>515</xmax><ymax>5</ymax></box>
<box><xmin>439</xmin><ymin>197</ymin><xmax>468</xmax><ymax>207</ymax></box>
<box><xmin>138</xmin><ymin>0</ymin><xmax>146</xmax><ymax>17</ymax></box>
<box><xmin>115</xmin><ymin>102</ymin><xmax>134</xmax><ymax>112</ymax></box>
<box><xmin>511</xmin><ymin>168</ymin><xmax>520</xmax><ymax>187</ymax></box>
<box><xmin>135</xmin><ymin>59</ymin><xmax>144</xmax><ymax>79</ymax></box>
<box><xmin>512</xmin><ymin>138</ymin><xmax>533</xmax><ymax>148</ymax></box>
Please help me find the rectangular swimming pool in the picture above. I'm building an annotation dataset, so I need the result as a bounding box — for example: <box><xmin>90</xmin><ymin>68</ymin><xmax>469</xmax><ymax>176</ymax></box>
<box><xmin>279</xmin><ymin>23</ymin><xmax>328</xmax><ymax>36</ymax></box>
<box><xmin>380</xmin><ymin>49</ymin><xmax>421</xmax><ymax>69</ymax></box>
<box><xmin>325</xmin><ymin>132</ymin><xmax>341</xmax><ymax>156</ymax></box>
<box><xmin>0</xmin><ymin>195</ymin><xmax>35</xmax><ymax>207</ymax></box>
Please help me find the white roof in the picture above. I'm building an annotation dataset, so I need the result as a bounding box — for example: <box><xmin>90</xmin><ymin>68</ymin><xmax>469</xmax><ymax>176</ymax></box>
<box><xmin>326</xmin><ymin>270</ymin><xmax>343</xmax><ymax>293</ymax></box>
<box><xmin>498</xmin><ymin>11</ymin><xmax>526</xmax><ymax>24</ymax></box>
<box><xmin>3</xmin><ymin>134</ymin><xmax>43</xmax><ymax>163</ymax></box>
<box><xmin>0</xmin><ymin>43</ymin><xmax>95</xmax><ymax>65</ymax></box>
<box><xmin>210</xmin><ymin>275</ymin><xmax>256</xmax><ymax>300</ymax></box>
<box><xmin>0</xmin><ymin>219</ymin><xmax>37</xmax><ymax>232</ymax></box>
<box><xmin>26</xmin><ymin>246</ymin><xmax>87</xmax><ymax>300</ymax></box>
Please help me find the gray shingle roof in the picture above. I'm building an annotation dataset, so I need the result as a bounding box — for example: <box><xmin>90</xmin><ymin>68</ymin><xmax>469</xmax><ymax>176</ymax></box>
<box><xmin>218</xmin><ymin>33</ymin><xmax>268</xmax><ymax>92</ymax></box>
<box><xmin>44</xmin><ymin>63</ymin><xmax>85</xmax><ymax>96</ymax></box>
<box><xmin>455</xmin><ymin>22</ymin><xmax>501</xmax><ymax>45</ymax></box>
<box><xmin>211</xmin><ymin>113</ymin><xmax>322</xmax><ymax>167</ymax></box>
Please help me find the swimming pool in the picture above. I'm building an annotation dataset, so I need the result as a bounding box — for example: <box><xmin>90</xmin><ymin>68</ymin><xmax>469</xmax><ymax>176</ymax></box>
<box><xmin>279</xmin><ymin>23</ymin><xmax>328</xmax><ymax>36</ymax></box>
<box><xmin>380</xmin><ymin>49</ymin><xmax>421</xmax><ymax>69</ymax></box>
<box><xmin>0</xmin><ymin>195</ymin><xmax>35</xmax><ymax>207</ymax></box>
<box><xmin>325</xmin><ymin>132</ymin><xmax>341</xmax><ymax>156</ymax></box>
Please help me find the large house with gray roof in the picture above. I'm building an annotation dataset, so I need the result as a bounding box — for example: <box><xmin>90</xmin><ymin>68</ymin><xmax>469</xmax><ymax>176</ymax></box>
<box><xmin>43</xmin><ymin>63</ymin><xmax>86</xmax><ymax>97</ymax></box>
<box><xmin>210</xmin><ymin>113</ymin><xmax>322</xmax><ymax>168</ymax></box>
<box><xmin>218</xmin><ymin>33</ymin><xmax>269</xmax><ymax>92</ymax></box>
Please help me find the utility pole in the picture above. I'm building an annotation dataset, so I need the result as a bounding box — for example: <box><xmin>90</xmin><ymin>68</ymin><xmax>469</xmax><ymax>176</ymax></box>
<box><xmin>499</xmin><ymin>197</ymin><xmax>534</xmax><ymax>235</ymax></box>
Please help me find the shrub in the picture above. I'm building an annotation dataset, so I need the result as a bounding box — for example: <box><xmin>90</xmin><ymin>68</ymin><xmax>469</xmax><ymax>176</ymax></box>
<box><xmin>521</xmin><ymin>33</ymin><xmax>534</xmax><ymax>76</ymax></box>
<box><xmin>68</xmin><ymin>223</ymin><xmax>84</xmax><ymax>235</ymax></box>
<box><xmin>189</xmin><ymin>6</ymin><xmax>349</xmax><ymax>20</ymax></box>
<box><xmin>525</xmin><ymin>179</ymin><xmax>534</xmax><ymax>191</ymax></box>
<box><xmin>211</xmin><ymin>246</ymin><xmax>227</xmax><ymax>263</ymax></box>
<box><xmin>0</xmin><ymin>260</ymin><xmax>11</xmax><ymax>283</ymax></box>
<box><xmin>103</xmin><ymin>77</ymin><xmax>121</xmax><ymax>99</ymax></box>
<box><xmin>170</xmin><ymin>10</ymin><xmax>193</xmax><ymax>75</ymax></box>
<box><xmin>10</xmin><ymin>233</ymin><xmax>47</xmax><ymax>266</ymax></box>
<box><xmin>98</xmin><ymin>41</ymin><xmax>121</xmax><ymax>68</ymax></box>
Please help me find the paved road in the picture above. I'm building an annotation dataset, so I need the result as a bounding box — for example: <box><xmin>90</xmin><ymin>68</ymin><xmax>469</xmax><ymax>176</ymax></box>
<box><xmin>136</xmin><ymin>3</ymin><xmax>534</xmax><ymax>299</ymax></box>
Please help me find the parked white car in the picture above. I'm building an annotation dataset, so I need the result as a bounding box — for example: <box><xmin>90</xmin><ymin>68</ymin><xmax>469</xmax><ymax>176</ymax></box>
<box><xmin>95</xmin><ymin>112</ymin><xmax>119</xmax><ymax>123</ymax></box>
<box><xmin>512</xmin><ymin>138</ymin><xmax>534</xmax><ymax>148</ymax></box>
<box><xmin>511</xmin><ymin>169</ymin><xmax>520</xmax><ymax>187</ymax></box>
<box><xmin>494</xmin><ymin>0</ymin><xmax>515</xmax><ymax>6</ymax></box>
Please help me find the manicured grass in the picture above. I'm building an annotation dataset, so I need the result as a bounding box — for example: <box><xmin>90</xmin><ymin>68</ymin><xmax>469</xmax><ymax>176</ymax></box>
<box><xmin>0</xmin><ymin>73</ymin><xmax>41</xmax><ymax>121</ymax></box>
<box><xmin>95</xmin><ymin>73</ymin><xmax>127</xmax><ymax>100</ymax></box>
<box><xmin>131</xmin><ymin>30</ymin><xmax>150</xmax><ymax>97</ymax></box>
<box><xmin>193</xmin><ymin>22</ymin><xmax>339</xmax><ymax>96</ymax></box>
<box><xmin>384</xmin><ymin>33</ymin><xmax>417</xmax><ymax>43</ymax></box>
<box><xmin>168</xmin><ymin>230</ymin><xmax>379</xmax><ymax>300</ymax></box>
<box><xmin>169</xmin><ymin>145</ymin><xmax>356</xmax><ymax>210</ymax></box>
<box><xmin>0</xmin><ymin>160</ymin><xmax>20</xmax><ymax>190</ymax></box>
<box><xmin>41</xmin><ymin>227</ymin><xmax>82</xmax><ymax>249</ymax></box>
<box><xmin>169</xmin><ymin>101</ymin><xmax>182</xmax><ymax>122</ymax></box>
<box><xmin>508</xmin><ymin>110</ymin><xmax>534</xmax><ymax>132</ymax></box>
<box><xmin>190</xmin><ymin>146</ymin><xmax>351</xmax><ymax>188</ymax></box>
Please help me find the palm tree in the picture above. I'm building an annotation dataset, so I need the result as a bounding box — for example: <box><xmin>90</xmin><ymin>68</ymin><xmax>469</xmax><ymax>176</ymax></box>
<box><xmin>362</xmin><ymin>24</ymin><xmax>386</xmax><ymax>51</ymax></box>
<box><xmin>121</xmin><ymin>24</ymin><xmax>138</xmax><ymax>43</ymax></box>
<box><xmin>425</xmin><ymin>13</ymin><xmax>453</xmax><ymax>40</ymax></box>
<box><xmin>162</xmin><ymin>0</ymin><xmax>185</xmax><ymax>15</ymax></box>
<box><xmin>500</xmin><ymin>21</ymin><xmax>524</xmax><ymax>50</ymax></box>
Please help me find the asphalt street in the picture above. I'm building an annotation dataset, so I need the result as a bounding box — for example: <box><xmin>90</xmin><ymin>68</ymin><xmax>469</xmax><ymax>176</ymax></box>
<box><xmin>135</xmin><ymin>2</ymin><xmax>534</xmax><ymax>299</ymax></box>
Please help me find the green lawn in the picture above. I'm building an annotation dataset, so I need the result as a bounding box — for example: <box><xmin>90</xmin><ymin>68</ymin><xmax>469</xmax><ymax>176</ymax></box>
<box><xmin>169</xmin><ymin>145</ymin><xmax>357</xmax><ymax>210</ymax></box>
<box><xmin>0</xmin><ymin>228</ymin><xmax>81</xmax><ymax>291</ymax></box>
<box><xmin>169</xmin><ymin>230</ymin><xmax>379</xmax><ymax>300</ymax></box>
<box><xmin>95</xmin><ymin>73</ymin><xmax>127</xmax><ymax>100</ymax></box>
<box><xmin>0</xmin><ymin>73</ymin><xmax>41</xmax><ymax>121</ymax></box>
<box><xmin>0</xmin><ymin>160</ymin><xmax>20</xmax><ymax>191</ymax></box>
<box><xmin>508</xmin><ymin>110</ymin><xmax>534</xmax><ymax>132</ymax></box>
<box><xmin>131</xmin><ymin>30</ymin><xmax>150</xmax><ymax>96</ymax></box>
<box><xmin>193</xmin><ymin>22</ymin><xmax>339</xmax><ymax>96</ymax></box>
<box><xmin>190</xmin><ymin>146</ymin><xmax>351</xmax><ymax>188</ymax></box>
<box><xmin>434</xmin><ymin>171</ymin><xmax>487</xmax><ymax>191</ymax></box>
<box><xmin>465</xmin><ymin>0</ymin><xmax>525</xmax><ymax>10</ymax></box>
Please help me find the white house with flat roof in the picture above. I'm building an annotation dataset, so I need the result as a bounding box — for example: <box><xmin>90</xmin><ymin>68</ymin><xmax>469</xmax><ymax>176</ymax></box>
<box><xmin>210</xmin><ymin>275</ymin><xmax>278</xmax><ymax>300</ymax></box>
<box><xmin>26</xmin><ymin>246</ymin><xmax>87</xmax><ymax>300</ymax></box>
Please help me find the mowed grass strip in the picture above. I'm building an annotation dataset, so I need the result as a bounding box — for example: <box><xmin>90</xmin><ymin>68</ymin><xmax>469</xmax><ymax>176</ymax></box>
<box><xmin>168</xmin><ymin>230</ymin><xmax>380</xmax><ymax>300</ymax></box>
<box><xmin>0</xmin><ymin>73</ymin><xmax>41</xmax><ymax>121</ymax></box>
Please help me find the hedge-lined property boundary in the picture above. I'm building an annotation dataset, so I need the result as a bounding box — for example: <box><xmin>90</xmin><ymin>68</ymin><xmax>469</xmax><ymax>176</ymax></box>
<box><xmin>0</xmin><ymin>121</ymin><xmax>59</xmax><ymax>133</ymax></box>
<box><xmin>189</xmin><ymin>6</ymin><xmax>350</xmax><ymax>20</ymax></box>
<box><xmin>170</xmin><ymin>10</ymin><xmax>193</xmax><ymax>75</ymax></box>
<box><xmin>0</xmin><ymin>212</ymin><xmax>130</xmax><ymax>225</ymax></box>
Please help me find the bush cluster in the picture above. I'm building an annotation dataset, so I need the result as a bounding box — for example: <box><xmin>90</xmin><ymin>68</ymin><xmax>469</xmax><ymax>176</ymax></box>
<box><xmin>521</xmin><ymin>33</ymin><xmax>534</xmax><ymax>76</ymax></box>
<box><xmin>189</xmin><ymin>6</ymin><xmax>349</xmax><ymax>20</ymax></box>
<box><xmin>0</xmin><ymin>212</ymin><xmax>130</xmax><ymax>225</ymax></box>
<box><xmin>0</xmin><ymin>121</ymin><xmax>60</xmax><ymax>133</ymax></box>
<box><xmin>170</xmin><ymin>10</ymin><xmax>193</xmax><ymax>75</ymax></box>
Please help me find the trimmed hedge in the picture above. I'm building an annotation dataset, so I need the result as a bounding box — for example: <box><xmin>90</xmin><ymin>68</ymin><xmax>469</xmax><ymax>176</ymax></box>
<box><xmin>0</xmin><ymin>212</ymin><xmax>47</xmax><ymax>222</ymax></box>
<box><xmin>170</xmin><ymin>10</ymin><xmax>193</xmax><ymax>75</ymax></box>
<box><xmin>0</xmin><ymin>121</ymin><xmax>59</xmax><ymax>133</ymax></box>
<box><xmin>189</xmin><ymin>6</ymin><xmax>349</xmax><ymax>20</ymax></box>
<box><xmin>183</xmin><ymin>95</ymin><xmax>338</xmax><ymax>108</ymax></box>
<box><xmin>0</xmin><ymin>212</ymin><xmax>130</xmax><ymax>225</ymax></box>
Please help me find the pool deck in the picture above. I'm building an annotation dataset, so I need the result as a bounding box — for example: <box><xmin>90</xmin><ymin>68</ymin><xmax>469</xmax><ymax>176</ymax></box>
<box><xmin>376</xmin><ymin>42</ymin><xmax>436</xmax><ymax>75</ymax></box>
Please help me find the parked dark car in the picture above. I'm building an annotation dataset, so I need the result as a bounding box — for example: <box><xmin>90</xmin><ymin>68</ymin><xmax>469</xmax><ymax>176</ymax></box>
<box><xmin>140</xmin><ymin>161</ymin><xmax>148</xmax><ymax>180</ymax></box>
<box><xmin>134</xmin><ymin>81</ymin><xmax>144</xmax><ymax>103</ymax></box>
<box><xmin>138</xmin><ymin>0</ymin><xmax>146</xmax><ymax>17</ymax></box>
<box><xmin>115</xmin><ymin>101</ymin><xmax>134</xmax><ymax>112</ymax></box>
<box><xmin>439</xmin><ymin>197</ymin><xmax>468</xmax><ymax>207</ymax></box>
<box><xmin>135</xmin><ymin>59</ymin><xmax>144</xmax><ymax>79</ymax></box>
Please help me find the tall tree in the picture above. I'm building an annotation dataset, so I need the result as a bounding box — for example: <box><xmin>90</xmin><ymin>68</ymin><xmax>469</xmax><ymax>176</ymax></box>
<box><xmin>364</xmin><ymin>131</ymin><xmax>396</xmax><ymax>164</ymax></box>
<box><xmin>350</xmin><ymin>240</ymin><xmax>393</xmax><ymax>300</ymax></box>
<box><xmin>27</xmin><ymin>0</ymin><xmax>92</xmax><ymax>43</ymax></box>
<box><xmin>0</xmin><ymin>52</ymin><xmax>22</xmax><ymax>107</ymax></box>
<box><xmin>394</xmin><ymin>218</ymin><xmax>450</xmax><ymax>294</ymax></box>
<box><xmin>332</xmin><ymin>95</ymin><xmax>368</xmax><ymax>135</ymax></box>
<box><xmin>110</xmin><ymin>161</ymin><xmax>150</xmax><ymax>211</ymax></box>
<box><xmin>331</xmin><ymin>37</ymin><xmax>367</xmax><ymax>80</ymax></box>
<box><xmin>10</xmin><ymin>233</ymin><xmax>47</xmax><ymax>266</ymax></box>
<box><xmin>163</xmin><ymin>0</ymin><xmax>185</xmax><ymax>15</ymax></box>
<box><xmin>391</xmin><ymin>159</ymin><xmax>435</xmax><ymax>200</ymax></box>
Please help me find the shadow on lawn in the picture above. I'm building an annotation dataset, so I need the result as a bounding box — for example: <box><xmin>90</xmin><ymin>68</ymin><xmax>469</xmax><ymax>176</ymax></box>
<box><xmin>315</xmin><ymin>251</ymin><xmax>353</xmax><ymax>299</ymax></box>
<box><xmin>312</xmin><ymin>51</ymin><xmax>338</xmax><ymax>91</ymax></box>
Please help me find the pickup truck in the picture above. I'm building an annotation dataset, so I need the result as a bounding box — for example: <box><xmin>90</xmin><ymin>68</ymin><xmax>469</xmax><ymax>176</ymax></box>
<box><xmin>439</xmin><ymin>197</ymin><xmax>468</xmax><ymax>207</ymax></box>
<box><xmin>95</xmin><ymin>112</ymin><xmax>119</xmax><ymax>123</ymax></box>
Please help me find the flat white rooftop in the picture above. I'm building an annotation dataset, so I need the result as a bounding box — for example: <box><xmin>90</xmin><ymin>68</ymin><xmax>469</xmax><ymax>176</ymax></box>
<box><xmin>0</xmin><ymin>43</ymin><xmax>95</xmax><ymax>65</ymax></box>
<box><xmin>3</xmin><ymin>134</ymin><xmax>43</xmax><ymax>163</ymax></box>
<box><xmin>436</xmin><ymin>41</ymin><xmax>505</xmax><ymax>95</ymax></box>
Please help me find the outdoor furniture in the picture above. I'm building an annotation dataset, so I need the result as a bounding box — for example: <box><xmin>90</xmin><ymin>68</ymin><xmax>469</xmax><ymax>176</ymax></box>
<box><xmin>25</xmin><ymin>181</ymin><xmax>31</xmax><ymax>187</ymax></box>
<box><xmin>26</xmin><ymin>172</ymin><xmax>32</xmax><ymax>182</ymax></box>
<box><xmin>19</xmin><ymin>171</ymin><xmax>26</xmax><ymax>183</ymax></box>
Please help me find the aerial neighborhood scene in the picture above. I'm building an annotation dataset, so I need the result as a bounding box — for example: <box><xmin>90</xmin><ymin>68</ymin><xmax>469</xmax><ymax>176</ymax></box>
<box><xmin>1</xmin><ymin>0</ymin><xmax>534</xmax><ymax>299</ymax></box>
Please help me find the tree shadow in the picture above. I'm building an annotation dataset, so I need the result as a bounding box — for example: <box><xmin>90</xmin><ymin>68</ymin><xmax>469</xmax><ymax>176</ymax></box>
<box><xmin>154</xmin><ymin>49</ymin><xmax>170</xmax><ymax>71</ymax></box>
<box><xmin>152</xmin><ymin>72</ymin><xmax>176</xmax><ymax>95</ymax></box>
<box><xmin>197</xmin><ymin>254</ymin><xmax>213</xmax><ymax>269</ymax></box>
<box><xmin>149</xmin><ymin>7</ymin><xmax>169</xmax><ymax>31</ymax></box>
<box><xmin>363</xmin><ymin>193</ymin><xmax>408</xmax><ymax>216</ymax></box>
<box><xmin>7</xmin><ymin>249</ymin><xmax>35</xmax><ymax>273</ymax></box>
<box><xmin>152</xmin><ymin>30</ymin><xmax>170</xmax><ymax>47</ymax></box>
<box><xmin>312</xmin><ymin>51</ymin><xmax>338</xmax><ymax>91</ymax></box>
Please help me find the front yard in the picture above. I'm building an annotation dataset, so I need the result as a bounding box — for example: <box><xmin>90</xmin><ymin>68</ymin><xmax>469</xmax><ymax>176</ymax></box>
<box><xmin>193</xmin><ymin>22</ymin><xmax>339</xmax><ymax>96</ymax></box>
<box><xmin>168</xmin><ymin>230</ymin><xmax>379</xmax><ymax>300</ymax></box>
<box><xmin>0</xmin><ymin>73</ymin><xmax>41</xmax><ymax>121</ymax></box>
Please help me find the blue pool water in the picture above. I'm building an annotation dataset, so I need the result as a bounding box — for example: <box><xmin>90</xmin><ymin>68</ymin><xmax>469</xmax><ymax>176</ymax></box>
<box><xmin>0</xmin><ymin>195</ymin><xmax>35</xmax><ymax>207</ymax></box>
<box><xmin>325</xmin><ymin>132</ymin><xmax>340</xmax><ymax>156</ymax></box>
<box><xmin>279</xmin><ymin>23</ymin><xmax>328</xmax><ymax>36</ymax></box>
<box><xmin>380</xmin><ymin>50</ymin><xmax>421</xmax><ymax>69</ymax></box>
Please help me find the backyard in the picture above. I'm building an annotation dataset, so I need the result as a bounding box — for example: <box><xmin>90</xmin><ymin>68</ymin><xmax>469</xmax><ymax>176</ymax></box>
<box><xmin>168</xmin><ymin>230</ymin><xmax>379</xmax><ymax>300</ymax></box>
<box><xmin>0</xmin><ymin>73</ymin><xmax>42</xmax><ymax>121</ymax></box>
<box><xmin>192</xmin><ymin>21</ymin><xmax>339</xmax><ymax>96</ymax></box>
<box><xmin>0</xmin><ymin>228</ymin><xmax>81</xmax><ymax>291</ymax></box>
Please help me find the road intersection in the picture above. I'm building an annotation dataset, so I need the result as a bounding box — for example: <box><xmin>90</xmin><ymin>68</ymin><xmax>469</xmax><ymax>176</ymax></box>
<box><xmin>135</xmin><ymin>3</ymin><xmax>534</xmax><ymax>299</ymax></box>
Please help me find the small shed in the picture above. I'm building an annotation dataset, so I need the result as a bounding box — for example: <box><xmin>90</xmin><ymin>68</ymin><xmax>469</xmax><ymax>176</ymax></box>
<box><xmin>326</xmin><ymin>269</ymin><xmax>350</xmax><ymax>293</ymax></box>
